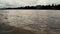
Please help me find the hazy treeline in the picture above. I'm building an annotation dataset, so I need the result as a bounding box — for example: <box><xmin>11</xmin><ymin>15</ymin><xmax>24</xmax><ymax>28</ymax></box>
<box><xmin>0</xmin><ymin>4</ymin><xmax>60</xmax><ymax>9</ymax></box>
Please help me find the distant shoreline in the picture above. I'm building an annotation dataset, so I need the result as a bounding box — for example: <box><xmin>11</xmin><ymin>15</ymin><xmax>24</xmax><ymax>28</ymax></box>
<box><xmin>0</xmin><ymin>4</ymin><xmax>60</xmax><ymax>10</ymax></box>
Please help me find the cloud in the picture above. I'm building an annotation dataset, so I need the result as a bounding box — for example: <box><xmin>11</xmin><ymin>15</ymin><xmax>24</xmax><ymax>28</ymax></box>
<box><xmin>0</xmin><ymin>0</ymin><xmax>60</xmax><ymax>8</ymax></box>
<box><xmin>38</xmin><ymin>0</ymin><xmax>60</xmax><ymax>5</ymax></box>
<box><xmin>0</xmin><ymin>0</ymin><xmax>38</xmax><ymax>8</ymax></box>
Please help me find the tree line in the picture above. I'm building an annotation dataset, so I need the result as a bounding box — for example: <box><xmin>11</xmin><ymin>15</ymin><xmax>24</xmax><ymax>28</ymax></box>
<box><xmin>0</xmin><ymin>4</ymin><xmax>60</xmax><ymax>9</ymax></box>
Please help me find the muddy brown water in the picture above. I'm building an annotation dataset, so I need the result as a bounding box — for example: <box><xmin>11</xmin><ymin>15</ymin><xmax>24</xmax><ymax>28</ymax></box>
<box><xmin>0</xmin><ymin>10</ymin><xmax>60</xmax><ymax>34</ymax></box>
<box><xmin>0</xmin><ymin>24</ymin><xmax>36</xmax><ymax>34</ymax></box>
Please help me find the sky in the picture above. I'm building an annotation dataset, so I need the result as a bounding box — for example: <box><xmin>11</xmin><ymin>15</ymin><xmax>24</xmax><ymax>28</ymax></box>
<box><xmin>0</xmin><ymin>0</ymin><xmax>60</xmax><ymax>8</ymax></box>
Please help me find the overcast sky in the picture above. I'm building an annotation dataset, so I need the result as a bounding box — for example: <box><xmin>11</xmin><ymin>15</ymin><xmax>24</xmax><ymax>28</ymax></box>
<box><xmin>0</xmin><ymin>0</ymin><xmax>60</xmax><ymax>8</ymax></box>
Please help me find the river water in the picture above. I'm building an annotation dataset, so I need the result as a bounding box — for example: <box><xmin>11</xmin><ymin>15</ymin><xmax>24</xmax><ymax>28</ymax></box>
<box><xmin>0</xmin><ymin>10</ymin><xmax>60</xmax><ymax>34</ymax></box>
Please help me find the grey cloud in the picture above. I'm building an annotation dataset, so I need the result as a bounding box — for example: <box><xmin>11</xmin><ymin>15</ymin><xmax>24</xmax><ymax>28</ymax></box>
<box><xmin>0</xmin><ymin>0</ymin><xmax>60</xmax><ymax>8</ymax></box>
